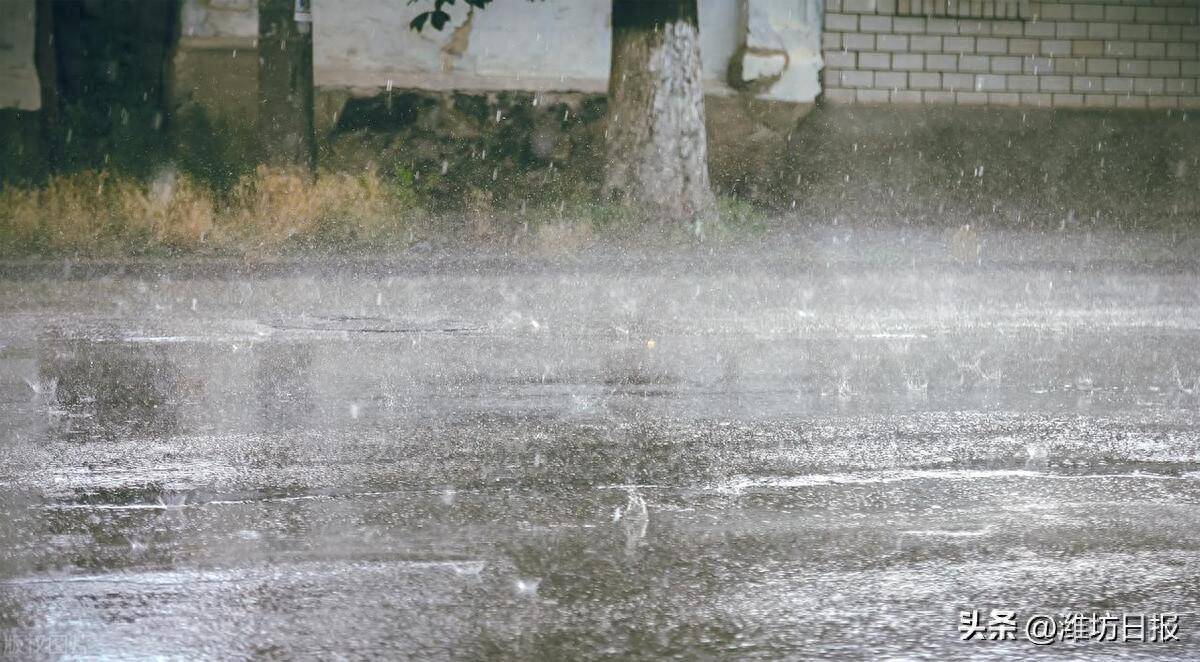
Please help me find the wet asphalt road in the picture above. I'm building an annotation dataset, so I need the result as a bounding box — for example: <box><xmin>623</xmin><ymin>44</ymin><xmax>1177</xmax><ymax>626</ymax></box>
<box><xmin>1</xmin><ymin>229</ymin><xmax>1200</xmax><ymax>660</ymax></box>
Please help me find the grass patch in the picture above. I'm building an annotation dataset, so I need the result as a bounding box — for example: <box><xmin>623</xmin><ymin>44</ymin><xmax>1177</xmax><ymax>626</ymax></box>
<box><xmin>0</xmin><ymin>167</ymin><xmax>426</xmax><ymax>257</ymax></box>
<box><xmin>710</xmin><ymin>196</ymin><xmax>772</xmax><ymax>239</ymax></box>
<box><xmin>0</xmin><ymin>166</ymin><xmax>769</xmax><ymax>258</ymax></box>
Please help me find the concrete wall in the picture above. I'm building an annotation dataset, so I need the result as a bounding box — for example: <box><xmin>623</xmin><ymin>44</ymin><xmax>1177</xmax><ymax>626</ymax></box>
<box><xmin>0</xmin><ymin>0</ymin><xmax>41</xmax><ymax>184</ymax></box>
<box><xmin>0</xmin><ymin>0</ymin><xmax>39</xmax><ymax>111</ymax></box>
<box><xmin>173</xmin><ymin>0</ymin><xmax>824</xmax><ymax>114</ymax></box>
<box><xmin>821</xmin><ymin>0</ymin><xmax>1200</xmax><ymax>108</ymax></box>
<box><xmin>172</xmin><ymin>0</ymin><xmax>260</xmax><ymax>118</ymax></box>
<box><xmin>314</xmin><ymin>0</ymin><xmax>741</xmax><ymax>93</ymax></box>
<box><xmin>180</xmin><ymin>0</ymin><xmax>257</xmax><ymax>42</ymax></box>
<box><xmin>739</xmin><ymin>0</ymin><xmax>825</xmax><ymax>102</ymax></box>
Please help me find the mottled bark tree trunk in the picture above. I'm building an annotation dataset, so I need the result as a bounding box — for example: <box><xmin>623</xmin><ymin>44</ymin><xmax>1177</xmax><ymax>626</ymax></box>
<box><xmin>258</xmin><ymin>0</ymin><xmax>316</xmax><ymax>175</ymax></box>
<box><xmin>604</xmin><ymin>0</ymin><xmax>716</xmax><ymax>232</ymax></box>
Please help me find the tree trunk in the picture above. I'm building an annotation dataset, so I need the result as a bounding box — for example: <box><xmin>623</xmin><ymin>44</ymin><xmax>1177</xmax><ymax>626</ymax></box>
<box><xmin>258</xmin><ymin>0</ymin><xmax>316</xmax><ymax>175</ymax></box>
<box><xmin>604</xmin><ymin>0</ymin><xmax>716</xmax><ymax>232</ymax></box>
<box><xmin>134</xmin><ymin>0</ymin><xmax>177</xmax><ymax>138</ymax></box>
<box><xmin>34</xmin><ymin>0</ymin><xmax>59</xmax><ymax>173</ymax></box>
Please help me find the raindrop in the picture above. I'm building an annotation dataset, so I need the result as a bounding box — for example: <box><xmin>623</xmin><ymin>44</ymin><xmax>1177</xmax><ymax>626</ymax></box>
<box><xmin>156</xmin><ymin>492</ymin><xmax>189</xmax><ymax>509</ymax></box>
<box><xmin>514</xmin><ymin>578</ymin><xmax>541</xmax><ymax>596</ymax></box>
<box><xmin>452</xmin><ymin>562</ymin><xmax>484</xmax><ymax>577</ymax></box>
<box><xmin>23</xmin><ymin>375</ymin><xmax>57</xmax><ymax>399</ymax></box>
<box><xmin>128</xmin><ymin>537</ymin><xmax>147</xmax><ymax>555</ymax></box>
<box><xmin>1025</xmin><ymin>440</ymin><xmax>1049</xmax><ymax>471</ymax></box>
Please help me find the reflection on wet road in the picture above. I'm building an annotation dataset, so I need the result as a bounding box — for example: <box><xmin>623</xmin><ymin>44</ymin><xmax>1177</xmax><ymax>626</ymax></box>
<box><xmin>2</xmin><ymin>242</ymin><xmax>1199</xmax><ymax>659</ymax></box>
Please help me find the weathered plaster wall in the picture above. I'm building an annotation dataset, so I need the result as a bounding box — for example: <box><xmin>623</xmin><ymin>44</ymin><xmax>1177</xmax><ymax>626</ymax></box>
<box><xmin>180</xmin><ymin>0</ymin><xmax>257</xmax><ymax>43</ymax></box>
<box><xmin>735</xmin><ymin>0</ymin><xmax>825</xmax><ymax>102</ymax></box>
<box><xmin>166</xmin><ymin>0</ymin><xmax>823</xmax><ymax>191</ymax></box>
<box><xmin>174</xmin><ymin>0</ymin><xmax>823</xmax><ymax>105</ymax></box>
<box><xmin>2</xmin><ymin>0</ymin><xmax>824</xmax><ymax>113</ymax></box>
<box><xmin>0</xmin><ymin>0</ymin><xmax>41</xmax><ymax>183</ymax></box>
<box><xmin>312</xmin><ymin>0</ymin><xmax>743</xmax><ymax>94</ymax></box>
<box><xmin>173</xmin><ymin>0</ymin><xmax>260</xmax><ymax>124</ymax></box>
<box><xmin>0</xmin><ymin>0</ymin><xmax>40</xmax><ymax>111</ymax></box>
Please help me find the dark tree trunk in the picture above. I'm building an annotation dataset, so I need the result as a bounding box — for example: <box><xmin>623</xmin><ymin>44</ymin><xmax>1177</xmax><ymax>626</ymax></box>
<box><xmin>34</xmin><ymin>0</ymin><xmax>59</xmax><ymax>172</ymax></box>
<box><xmin>258</xmin><ymin>0</ymin><xmax>316</xmax><ymax>175</ymax></box>
<box><xmin>134</xmin><ymin>0</ymin><xmax>178</xmax><ymax>138</ymax></box>
<box><xmin>604</xmin><ymin>0</ymin><xmax>716</xmax><ymax>232</ymax></box>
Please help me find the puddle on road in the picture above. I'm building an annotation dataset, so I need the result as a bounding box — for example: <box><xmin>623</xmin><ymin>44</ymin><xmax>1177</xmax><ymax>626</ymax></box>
<box><xmin>2</xmin><ymin>262</ymin><xmax>1199</xmax><ymax>658</ymax></box>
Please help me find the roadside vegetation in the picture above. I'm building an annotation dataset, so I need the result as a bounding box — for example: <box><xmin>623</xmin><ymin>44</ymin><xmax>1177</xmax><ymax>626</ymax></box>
<box><xmin>5</xmin><ymin>103</ymin><xmax>1197</xmax><ymax>260</ymax></box>
<box><xmin>0</xmin><ymin>166</ymin><xmax>768</xmax><ymax>258</ymax></box>
<box><xmin>0</xmin><ymin>167</ymin><xmax>415</xmax><ymax>257</ymax></box>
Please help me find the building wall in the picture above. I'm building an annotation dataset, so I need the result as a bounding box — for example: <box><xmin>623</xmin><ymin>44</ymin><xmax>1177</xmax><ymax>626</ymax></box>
<box><xmin>310</xmin><ymin>0</ymin><xmax>821</xmax><ymax>103</ymax></box>
<box><xmin>179</xmin><ymin>0</ymin><xmax>257</xmax><ymax>42</ymax></box>
<box><xmin>313</xmin><ymin>1</ymin><xmax>740</xmax><ymax>94</ymax></box>
<box><xmin>0</xmin><ymin>0</ymin><xmax>39</xmax><ymax>111</ymax></box>
<box><xmin>172</xmin><ymin>0</ymin><xmax>823</xmax><ymax>120</ymax></box>
<box><xmin>821</xmin><ymin>0</ymin><xmax>1200</xmax><ymax>108</ymax></box>
<box><xmin>172</xmin><ymin>0</ymin><xmax>258</xmax><ymax>119</ymax></box>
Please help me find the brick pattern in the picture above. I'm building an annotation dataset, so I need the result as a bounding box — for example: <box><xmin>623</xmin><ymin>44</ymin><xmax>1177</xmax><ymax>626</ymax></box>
<box><xmin>896</xmin><ymin>0</ymin><xmax>1032</xmax><ymax>20</ymax></box>
<box><xmin>822</xmin><ymin>0</ymin><xmax>1200</xmax><ymax>108</ymax></box>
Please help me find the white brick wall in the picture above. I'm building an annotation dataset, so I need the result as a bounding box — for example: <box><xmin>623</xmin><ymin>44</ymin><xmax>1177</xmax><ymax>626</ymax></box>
<box><xmin>822</xmin><ymin>0</ymin><xmax>1200</xmax><ymax>108</ymax></box>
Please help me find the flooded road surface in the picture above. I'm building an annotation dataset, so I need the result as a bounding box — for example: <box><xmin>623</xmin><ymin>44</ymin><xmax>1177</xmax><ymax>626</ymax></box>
<box><xmin>2</xmin><ymin>233</ymin><xmax>1200</xmax><ymax>659</ymax></box>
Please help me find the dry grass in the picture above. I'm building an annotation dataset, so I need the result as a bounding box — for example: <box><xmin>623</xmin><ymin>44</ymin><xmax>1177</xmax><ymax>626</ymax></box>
<box><xmin>0</xmin><ymin>167</ymin><xmax>424</xmax><ymax>256</ymax></box>
<box><xmin>0</xmin><ymin>167</ymin><xmax>766</xmax><ymax>257</ymax></box>
<box><xmin>227</xmin><ymin>167</ymin><xmax>417</xmax><ymax>249</ymax></box>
